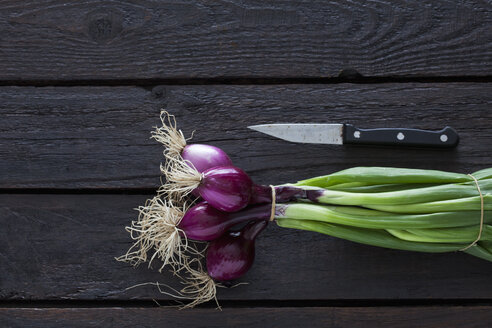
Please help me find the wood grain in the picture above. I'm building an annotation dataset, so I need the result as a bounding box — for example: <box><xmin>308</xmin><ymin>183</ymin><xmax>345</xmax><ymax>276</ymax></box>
<box><xmin>1</xmin><ymin>194</ymin><xmax>492</xmax><ymax>301</ymax></box>
<box><xmin>0</xmin><ymin>0</ymin><xmax>491</xmax><ymax>80</ymax></box>
<box><xmin>1</xmin><ymin>306</ymin><xmax>492</xmax><ymax>328</ymax></box>
<box><xmin>0</xmin><ymin>83</ymin><xmax>490</xmax><ymax>189</ymax></box>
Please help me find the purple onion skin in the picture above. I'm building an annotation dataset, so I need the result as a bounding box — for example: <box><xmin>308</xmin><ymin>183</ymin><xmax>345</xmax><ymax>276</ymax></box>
<box><xmin>197</xmin><ymin>166</ymin><xmax>253</xmax><ymax>212</ymax></box>
<box><xmin>206</xmin><ymin>220</ymin><xmax>268</xmax><ymax>281</ymax></box>
<box><xmin>181</xmin><ymin>144</ymin><xmax>232</xmax><ymax>173</ymax></box>
<box><xmin>196</xmin><ymin>183</ymin><xmax>309</xmax><ymax>209</ymax></box>
<box><xmin>250</xmin><ymin>184</ymin><xmax>310</xmax><ymax>204</ymax></box>
<box><xmin>178</xmin><ymin>202</ymin><xmax>271</xmax><ymax>241</ymax></box>
<box><xmin>178</xmin><ymin>202</ymin><xmax>230</xmax><ymax>241</ymax></box>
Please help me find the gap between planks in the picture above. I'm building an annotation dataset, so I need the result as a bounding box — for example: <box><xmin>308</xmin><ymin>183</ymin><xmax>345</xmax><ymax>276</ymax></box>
<box><xmin>0</xmin><ymin>76</ymin><xmax>492</xmax><ymax>88</ymax></box>
<box><xmin>2</xmin><ymin>299</ymin><xmax>492</xmax><ymax>309</ymax></box>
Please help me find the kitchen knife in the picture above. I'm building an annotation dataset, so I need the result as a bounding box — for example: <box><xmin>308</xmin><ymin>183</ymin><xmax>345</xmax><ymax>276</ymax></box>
<box><xmin>248</xmin><ymin>124</ymin><xmax>459</xmax><ymax>148</ymax></box>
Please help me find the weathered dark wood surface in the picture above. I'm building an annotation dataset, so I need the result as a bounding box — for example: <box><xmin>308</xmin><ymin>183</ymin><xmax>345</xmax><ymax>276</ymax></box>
<box><xmin>1</xmin><ymin>0</ymin><xmax>492</xmax><ymax>326</ymax></box>
<box><xmin>1</xmin><ymin>84</ymin><xmax>491</xmax><ymax>189</ymax></box>
<box><xmin>0</xmin><ymin>0</ymin><xmax>491</xmax><ymax>80</ymax></box>
<box><xmin>2</xmin><ymin>307</ymin><xmax>492</xmax><ymax>328</ymax></box>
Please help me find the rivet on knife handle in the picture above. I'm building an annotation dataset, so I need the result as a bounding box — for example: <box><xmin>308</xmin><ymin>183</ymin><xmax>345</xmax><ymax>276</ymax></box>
<box><xmin>343</xmin><ymin>125</ymin><xmax>459</xmax><ymax>148</ymax></box>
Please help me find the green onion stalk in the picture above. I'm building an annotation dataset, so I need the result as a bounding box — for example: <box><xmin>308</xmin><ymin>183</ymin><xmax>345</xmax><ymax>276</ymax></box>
<box><xmin>273</xmin><ymin>167</ymin><xmax>492</xmax><ymax>262</ymax></box>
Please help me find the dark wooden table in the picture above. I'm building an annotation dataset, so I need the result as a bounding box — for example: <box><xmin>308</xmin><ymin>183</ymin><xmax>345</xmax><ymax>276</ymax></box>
<box><xmin>1</xmin><ymin>1</ymin><xmax>492</xmax><ymax>327</ymax></box>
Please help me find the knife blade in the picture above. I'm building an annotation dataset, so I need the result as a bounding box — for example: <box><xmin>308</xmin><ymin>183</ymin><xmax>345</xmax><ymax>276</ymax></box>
<box><xmin>248</xmin><ymin>123</ymin><xmax>459</xmax><ymax>148</ymax></box>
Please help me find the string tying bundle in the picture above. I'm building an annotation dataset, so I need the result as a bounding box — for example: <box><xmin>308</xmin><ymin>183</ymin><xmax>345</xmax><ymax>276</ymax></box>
<box><xmin>269</xmin><ymin>185</ymin><xmax>276</xmax><ymax>221</ymax></box>
<box><xmin>460</xmin><ymin>174</ymin><xmax>485</xmax><ymax>251</ymax></box>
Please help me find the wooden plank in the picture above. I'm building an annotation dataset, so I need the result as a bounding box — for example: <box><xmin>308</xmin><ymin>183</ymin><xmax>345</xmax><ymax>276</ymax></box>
<box><xmin>0</xmin><ymin>1</ymin><xmax>491</xmax><ymax>80</ymax></box>
<box><xmin>1</xmin><ymin>306</ymin><xmax>492</xmax><ymax>328</ymax></box>
<box><xmin>0</xmin><ymin>83</ymin><xmax>491</xmax><ymax>189</ymax></box>
<box><xmin>1</xmin><ymin>194</ymin><xmax>492</xmax><ymax>301</ymax></box>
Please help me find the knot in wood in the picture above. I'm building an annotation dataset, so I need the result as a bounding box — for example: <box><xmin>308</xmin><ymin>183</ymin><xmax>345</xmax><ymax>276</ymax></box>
<box><xmin>87</xmin><ymin>9</ymin><xmax>123</xmax><ymax>43</ymax></box>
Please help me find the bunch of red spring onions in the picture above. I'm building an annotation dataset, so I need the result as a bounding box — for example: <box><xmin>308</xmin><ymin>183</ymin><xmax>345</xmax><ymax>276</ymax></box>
<box><xmin>118</xmin><ymin>111</ymin><xmax>491</xmax><ymax>308</ymax></box>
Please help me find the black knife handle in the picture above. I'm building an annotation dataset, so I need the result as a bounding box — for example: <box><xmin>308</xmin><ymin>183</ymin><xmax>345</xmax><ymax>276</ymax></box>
<box><xmin>343</xmin><ymin>124</ymin><xmax>459</xmax><ymax>148</ymax></box>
